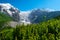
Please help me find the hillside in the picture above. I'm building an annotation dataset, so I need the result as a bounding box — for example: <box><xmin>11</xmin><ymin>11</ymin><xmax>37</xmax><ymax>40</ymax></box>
<box><xmin>0</xmin><ymin>12</ymin><xmax>12</xmax><ymax>29</ymax></box>
<box><xmin>0</xmin><ymin>15</ymin><xmax>60</xmax><ymax>40</ymax></box>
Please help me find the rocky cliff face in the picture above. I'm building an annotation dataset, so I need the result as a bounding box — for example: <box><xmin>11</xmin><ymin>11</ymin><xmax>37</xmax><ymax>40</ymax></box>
<box><xmin>29</xmin><ymin>9</ymin><xmax>60</xmax><ymax>23</ymax></box>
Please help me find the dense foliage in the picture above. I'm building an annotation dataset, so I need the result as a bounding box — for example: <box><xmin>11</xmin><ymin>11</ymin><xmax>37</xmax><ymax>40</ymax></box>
<box><xmin>0</xmin><ymin>12</ymin><xmax>60</xmax><ymax>40</ymax></box>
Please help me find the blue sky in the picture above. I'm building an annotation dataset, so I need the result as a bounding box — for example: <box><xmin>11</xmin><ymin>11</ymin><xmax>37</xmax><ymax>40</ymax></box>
<box><xmin>0</xmin><ymin>0</ymin><xmax>60</xmax><ymax>11</ymax></box>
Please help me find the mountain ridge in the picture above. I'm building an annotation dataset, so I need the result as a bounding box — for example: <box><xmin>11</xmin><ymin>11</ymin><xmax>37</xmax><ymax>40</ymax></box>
<box><xmin>0</xmin><ymin>3</ymin><xmax>60</xmax><ymax>25</ymax></box>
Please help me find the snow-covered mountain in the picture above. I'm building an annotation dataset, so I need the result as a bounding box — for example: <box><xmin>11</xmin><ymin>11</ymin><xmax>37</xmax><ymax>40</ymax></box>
<box><xmin>0</xmin><ymin>3</ymin><xmax>20</xmax><ymax>22</ymax></box>
<box><xmin>0</xmin><ymin>3</ymin><xmax>60</xmax><ymax>25</ymax></box>
<box><xmin>0</xmin><ymin>3</ymin><xmax>31</xmax><ymax>25</ymax></box>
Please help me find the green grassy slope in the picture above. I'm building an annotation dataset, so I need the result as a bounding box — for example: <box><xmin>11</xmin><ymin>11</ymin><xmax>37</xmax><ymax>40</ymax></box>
<box><xmin>0</xmin><ymin>12</ymin><xmax>12</xmax><ymax>29</ymax></box>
